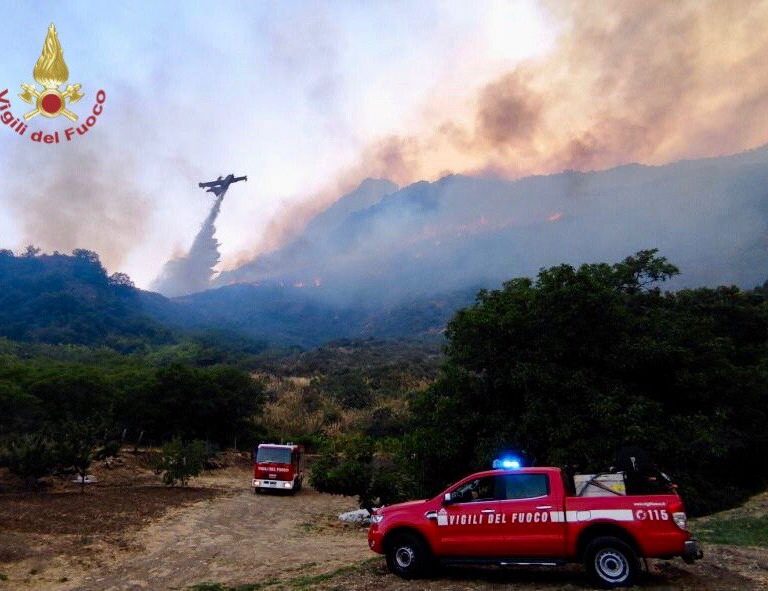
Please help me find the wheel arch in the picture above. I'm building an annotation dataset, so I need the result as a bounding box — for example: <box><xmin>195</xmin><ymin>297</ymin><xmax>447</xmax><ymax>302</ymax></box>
<box><xmin>576</xmin><ymin>523</ymin><xmax>641</xmax><ymax>560</ymax></box>
<box><xmin>382</xmin><ymin>525</ymin><xmax>433</xmax><ymax>555</ymax></box>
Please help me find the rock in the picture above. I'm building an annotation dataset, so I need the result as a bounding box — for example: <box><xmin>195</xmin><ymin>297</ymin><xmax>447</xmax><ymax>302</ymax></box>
<box><xmin>72</xmin><ymin>475</ymin><xmax>97</xmax><ymax>484</ymax></box>
<box><xmin>338</xmin><ymin>509</ymin><xmax>371</xmax><ymax>524</ymax></box>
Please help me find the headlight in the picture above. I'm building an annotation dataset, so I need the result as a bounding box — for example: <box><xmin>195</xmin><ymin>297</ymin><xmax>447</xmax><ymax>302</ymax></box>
<box><xmin>672</xmin><ymin>512</ymin><xmax>688</xmax><ymax>530</ymax></box>
<box><xmin>371</xmin><ymin>514</ymin><xmax>384</xmax><ymax>524</ymax></box>
<box><xmin>283</xmin><ymin>482</ymin><xmax>292</xmax><ymax>488</ymax></box>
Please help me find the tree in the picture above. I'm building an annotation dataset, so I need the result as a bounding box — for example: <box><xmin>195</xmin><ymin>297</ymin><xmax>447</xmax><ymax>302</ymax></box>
<box><xmin>0</xmin><ymin>433</ymin><xmax>57</xmax><ymax>488</ymax></box>
<box><xmin>56</xmin><ymin>421</ymin><xmax>99</xmax><ymax>492</ymax></box>
<box><xmin>140</xmin><ymin>364</ymin><xmax>264</xmax><ymax>447</ymax></box>
<box><xmin>310</xmin><ymin>435</ymin><xmax>410</xmax><ymax>509</ymax></box>
<box><xmin>108</xmin><ymin>272</ymin><xmax>135</xmax><ymax>288</ymax></box>
<box><xmin>406</xmin><ymin>250</ymin><xmax>768</xmax><ymax>515</ymax></box>
<box><xmin>317</xmin><ymin>370</ymin><xmax>373</xmax><ymax>410</ymax></box>
<box><xmin>71</xmin><ymin>249</ymin><xmax>101</xmax><ymax>265</ymax></box>
<box><xmin>0</xmin><ymin>382</ymin><xmax>41</xmax><ymax>436</ymax></box>
<box><xmin>156</xmin><ymin>438</ymin><xmax>207</xmax><ymax>486</ymax></box>
<box><xmin>21</xmin><ymin>245</ymin><xmax>41</xmax><ymax>258</ymax></box>
<box><xmin>27</xmin><ymin>368</ymin><xmax>113</xmax><ymax>425</ymax></box>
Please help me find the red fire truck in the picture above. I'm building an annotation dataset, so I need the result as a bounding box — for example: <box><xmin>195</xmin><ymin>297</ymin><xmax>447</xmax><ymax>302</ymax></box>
<box><xmin>252</xmin><ymin>443</ymin><xmax>304</xmax><ymax>494</ymax></box>
<box><xmin>368</xmin><ymin>465</ymin><xmax>702</xmax><ymax>588</ymax></box>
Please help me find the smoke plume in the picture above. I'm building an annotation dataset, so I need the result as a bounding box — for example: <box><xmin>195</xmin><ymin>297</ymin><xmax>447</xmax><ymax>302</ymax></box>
<box><xmin>242</xmin><ymin>0</ymin><xmax>768</xmax><ymax>262</ymax></box>
<box><xmin>221</xmin><ymin>144</ymin><xmax>768</xmax><ymax>306</ymax></box>
<box><xmin>151</xmin><ymin>194</ymin><xmax>224</xmax><ymax>297</ymax></box>
<box><xmin>3</xmin><ymin>139</ymin><xmax>149</xmax><ymax>271</ymax></box>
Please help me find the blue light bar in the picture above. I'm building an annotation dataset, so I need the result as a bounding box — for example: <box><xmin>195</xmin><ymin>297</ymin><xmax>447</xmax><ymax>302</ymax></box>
<box><xmin>492</xmin><ymin>456</ymin><xmax>522</xmax><ymax>469</ymax></box>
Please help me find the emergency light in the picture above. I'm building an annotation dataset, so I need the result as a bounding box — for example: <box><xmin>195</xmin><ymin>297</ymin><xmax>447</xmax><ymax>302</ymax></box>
<box><xmin>492</xmin><ymin>456</ymin><xmax>522</xmax><ymax>469</ymax></box>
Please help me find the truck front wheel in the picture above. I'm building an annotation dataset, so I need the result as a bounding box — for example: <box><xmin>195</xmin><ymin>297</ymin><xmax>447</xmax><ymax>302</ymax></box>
<box><xmin>385</xmin><ymin>532</ymin><xmax>430</xmax><ymax>579</ymax></box>
<box><xmin>584</xmin><ymin>536</ymin><xmax>639</xmax><ymax>589</ymax></box>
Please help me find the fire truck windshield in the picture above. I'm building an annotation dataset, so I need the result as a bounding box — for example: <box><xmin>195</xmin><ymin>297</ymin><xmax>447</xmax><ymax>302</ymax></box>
<box><xmin>257</xmin><ymin>447</ymin><xmax>292</xmax><ymax>463</ymax></box>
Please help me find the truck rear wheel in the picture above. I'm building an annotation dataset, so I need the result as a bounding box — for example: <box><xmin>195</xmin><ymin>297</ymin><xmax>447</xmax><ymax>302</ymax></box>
<box><xmin>584</xmin><ymin>536</ymin><xmax>639</xmax><ymax>588</ymax></box>
<box><xmin>385</xmin><ymin>532</ymin><xmax>430</xmax><ymax>579</ymax></box>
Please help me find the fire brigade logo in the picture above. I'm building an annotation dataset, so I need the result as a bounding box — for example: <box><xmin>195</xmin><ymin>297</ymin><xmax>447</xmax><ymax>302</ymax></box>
<box><xmin>19</xmin><ymin>24</ymin><xmax>84</xmax><ymax>121</ymax></box>
<box><xmin>0</xmin><ymin>22</ymin><xmax>106</xmax><ymax>144</ymax></box>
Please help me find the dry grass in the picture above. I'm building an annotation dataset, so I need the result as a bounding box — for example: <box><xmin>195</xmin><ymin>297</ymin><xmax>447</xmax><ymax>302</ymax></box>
<box><xmin>258</xmin><ymin>374</ymin><xmax>411</xmax><ymax>442</ymax></box>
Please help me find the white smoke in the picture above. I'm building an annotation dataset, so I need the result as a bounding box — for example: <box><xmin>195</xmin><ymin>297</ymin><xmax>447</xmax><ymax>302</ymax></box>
<box><xmin>151</xmin><ymin>194</ymin><xmax>224</xmax><ymax>297</ymax></box>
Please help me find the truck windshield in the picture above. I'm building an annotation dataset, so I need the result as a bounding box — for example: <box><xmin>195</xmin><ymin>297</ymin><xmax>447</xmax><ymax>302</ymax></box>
<box><xmin>257</xmin><ymin>447</ymin><xmax>292</xmax><ymax>463</ymax></box>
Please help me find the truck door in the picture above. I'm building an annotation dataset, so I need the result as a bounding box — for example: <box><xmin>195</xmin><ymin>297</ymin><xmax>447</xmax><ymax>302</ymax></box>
<box><xmin>497</xmin><ymin>473</ymin><xmax>567</xmax><ymax>557</ymax></box>
<box><xmin>435</xmin><ymin>475</ymin><xmax>512</xmax><ymax>557</ymax></box>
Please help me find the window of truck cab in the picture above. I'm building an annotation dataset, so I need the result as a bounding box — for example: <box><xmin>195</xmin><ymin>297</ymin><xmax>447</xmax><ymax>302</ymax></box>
<box><xmin>450</xmin><ymin>473</ymin><xmax>549</xmax><ymax>503</ymax></box>
<box><xmin>501</xmin><ymin>473</ymin><xmax>549</xmax><ymax>500</ymax></box>
<box><xmin>257</xmin><ymin>447</ymin><xmax>292</xmax><ymax>463</ymax></box>
<box><xmin>450</xmin><ymin>476</ymin><xmax>503</xmax><ymax>503</ymax></box>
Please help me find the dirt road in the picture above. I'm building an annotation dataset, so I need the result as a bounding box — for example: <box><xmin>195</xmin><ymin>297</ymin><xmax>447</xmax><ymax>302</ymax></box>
<box><xmin>74</xmin><ymin>486</ymin><xmax>369</xmax><ymax>591</ymax></box>
<box><xmin>0</xmin><ymin>465</ymin><xmax>370</xmax><ymax>591</ymax></box>
<box><xmin>1</xmin><ymin>464</ymin><xmax>767</xmax><ymax>590</ymax></box>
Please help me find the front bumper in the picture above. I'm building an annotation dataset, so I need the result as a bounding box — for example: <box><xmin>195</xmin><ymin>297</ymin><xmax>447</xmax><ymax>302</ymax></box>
<box><xmin>253</xmin><ymin>478</ymin><xmax>294</xmax><ymax>490</ymax></box>
<box><xmin>682</xmin><ymin>538</ymin><xmax>703</xmax><ymax>563</ymax></box>
<box><xmin>368</xmin><ymin>524</ymin><xmax>384</xmax><ymax>554</ymax></box>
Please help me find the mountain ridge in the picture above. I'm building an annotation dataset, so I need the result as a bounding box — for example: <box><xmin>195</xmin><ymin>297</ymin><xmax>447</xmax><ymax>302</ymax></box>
<box><xmin>218</xmin><ymin>144</ymin><xmax>768</xmax><ymax>303</ymax></box>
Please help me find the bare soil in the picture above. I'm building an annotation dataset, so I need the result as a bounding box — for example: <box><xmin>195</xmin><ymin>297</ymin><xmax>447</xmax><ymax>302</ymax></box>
<box><xmin>0</xmin><ymin>455</ymin><xmax>766</xmax><ymax>591</ymax></box>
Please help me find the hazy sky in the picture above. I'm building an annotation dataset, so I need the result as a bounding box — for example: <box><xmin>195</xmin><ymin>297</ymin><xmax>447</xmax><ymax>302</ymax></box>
<box><xmin>0</xmin><ymin>1</ymin><xmax>766</xmax><ymax>288</ymax></box>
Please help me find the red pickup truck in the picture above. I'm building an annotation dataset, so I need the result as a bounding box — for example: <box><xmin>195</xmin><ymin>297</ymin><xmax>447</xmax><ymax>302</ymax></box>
<box><xmin>368</xmin><ymin>466</ymin><xmax>702</xmax><ymax>588</ymax></box>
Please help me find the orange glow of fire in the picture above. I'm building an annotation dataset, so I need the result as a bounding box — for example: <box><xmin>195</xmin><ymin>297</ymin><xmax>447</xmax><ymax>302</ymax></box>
<box><xmin>403</xmin><ymin>215</ymin><xmax>518</xmax><ymax>248</ymax></box>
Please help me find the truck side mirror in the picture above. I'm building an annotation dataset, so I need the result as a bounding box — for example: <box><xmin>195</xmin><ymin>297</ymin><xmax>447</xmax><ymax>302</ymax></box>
<box><xmin>443</xmin><ymin>492</ymin><xmax>455</xmax><ymax>505</ymax></box>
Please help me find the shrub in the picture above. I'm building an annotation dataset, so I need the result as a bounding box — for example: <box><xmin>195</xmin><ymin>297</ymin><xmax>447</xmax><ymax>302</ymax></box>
<box><xmin>156</xmin><ymin>438</ymin><xmax>207</xmax><ymax>486</ymax></box>
<box><xmin>95</xmin><ymin>439</ymin><xmax>122</xmax><ymax>459</ymax></box>
<box><xmin>0</xmin><ymin>433</ymin><xmax>58</xmax><ymax>488</ymax></box>
<box><xmin>56</xmin><ymin>421</ymin><xmax>99</xmax><ymax>491</ymax></box>
<box><xmin>310</xmin><ymin>435</ymin><xmax>410</xmax><ymax>509</ymax></box>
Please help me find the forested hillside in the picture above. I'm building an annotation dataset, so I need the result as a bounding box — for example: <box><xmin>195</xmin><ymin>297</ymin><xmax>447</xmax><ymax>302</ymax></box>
<box><xmin>0</xmin><ymin>249</ymin><xmax>172</xmax><ymax>350</ymax></box>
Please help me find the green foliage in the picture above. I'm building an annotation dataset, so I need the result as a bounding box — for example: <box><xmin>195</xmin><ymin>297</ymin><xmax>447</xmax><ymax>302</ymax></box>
<box><xmin>0</xmin><ymin>433</ymin><xmax>58</xmax><ymax>487</ymax></box>
<box><xmin>0</xmin><ymin>381</ymin><xmax>40</xmax><ymax>434</ymax></box>
<box><xmin>95</xmin><ymin>438</ymin><xmax>122</xmax><ymax>459</ymax></box>
<box><xmin>256</xmin><ymin>339</ymin><xmax>441</xmax><ymax>384</ymax></box>
<box><xmin>122</xmin><ymin>364</ymin><xmax>265</xmax><ymax>446</ymax></box>
<box><xmin>0</xmin><ymin>422</ymin><xmax>111</xmax><ymax>488</ymax></box>
<box><xmin>365</xmin><ymin>406</ymin><xmax>407</xmax><ymax>439</ymax></box>
<box><xmin>406</xmin><ymin>250</ymin><xmax>768</xmax><ymax>515</ymax></box>
<box><xmin>157</xmin><ymin>438</ymin><xmax>208</xmax><ymax>486</ymax></box>
<box><xmin>0</xmin><ymin>346</ymin><xmax>265</xmax><ymax>449</ymax></box>
<box><xmin>310</xmin><ymin>435</ymin><xmax>413</xmax><ymax>509</ymax></box>
<box><xmin>314</xmin><ymin>370</ymin><xmax>372</xmax><ymax>409</ymax></box>
<box><xmin>0</xmin><ymin>250</ymin><xmax>172</xmax><ymax>350</ymax></box>
<box><xmin>55</xmin><ymin>421</ymin><xmax>99</xmax><ymax>489</ymax></box>
<box><xmin>27</xmin><ymin>367</ymin><xmax>113</xmax><ymax>424</ymax></box>
<box><xmin>310</xmin><ymin>436</ymin><xmax>372</xmax><ymax>498</ymax></box>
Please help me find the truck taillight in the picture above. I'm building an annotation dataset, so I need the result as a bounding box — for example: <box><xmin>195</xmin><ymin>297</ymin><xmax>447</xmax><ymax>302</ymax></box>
<box><xmin>672</xmin><ymin>512</ymin><xmax>688</xmax><ymax>530</ymax></box>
